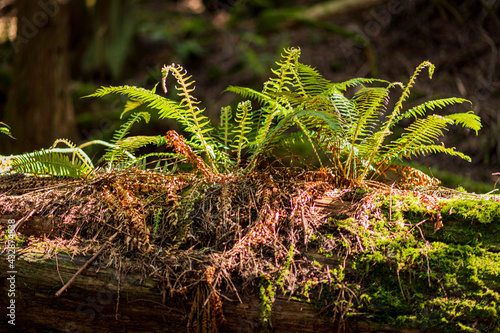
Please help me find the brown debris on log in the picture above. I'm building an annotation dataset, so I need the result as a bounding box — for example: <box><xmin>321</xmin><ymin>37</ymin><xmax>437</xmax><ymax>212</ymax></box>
<box><xmin>0</xmin><ymin>169</ymin><xmax>361</xmax><ymax>332</ymax></box>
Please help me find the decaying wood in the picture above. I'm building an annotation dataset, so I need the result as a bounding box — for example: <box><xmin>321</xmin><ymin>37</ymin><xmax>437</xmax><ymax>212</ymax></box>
<box><xmin>0</xmin><ymin>249</ymin><xmax>349</xmax><ymax>333</ymax></box>
<box><xmin>55</xmin><ymin>230</ymin><xmax>120</xmax><ymax>297</ymax></box>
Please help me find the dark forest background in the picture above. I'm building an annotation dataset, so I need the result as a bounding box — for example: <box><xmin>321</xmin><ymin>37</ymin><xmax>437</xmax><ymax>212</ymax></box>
<box><xmin>0</xmin><ymin>0</ymin><xmax>498</xmax><ymax>191</ymax></box>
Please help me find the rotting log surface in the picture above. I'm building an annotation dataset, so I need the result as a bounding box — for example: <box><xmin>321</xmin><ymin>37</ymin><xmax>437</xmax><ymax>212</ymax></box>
<box><xmin>0</xmin><ymin>250</ymin><xmax>345</xmax><ymax>333</ymax></box>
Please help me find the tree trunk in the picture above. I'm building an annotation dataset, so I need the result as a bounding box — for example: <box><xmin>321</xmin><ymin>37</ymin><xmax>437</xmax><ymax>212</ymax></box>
<box><xmin>2</xmin><ymin>0</ymin><xmax>77</xmax><ymax>154</ymax></box>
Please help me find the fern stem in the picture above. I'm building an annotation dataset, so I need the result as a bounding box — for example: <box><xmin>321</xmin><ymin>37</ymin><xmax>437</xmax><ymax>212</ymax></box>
<box><xmin>78</xmin><ymin>140</ymin><xmax>137</xmax><ymax>161</ymax></box>
<box><xmin>162</xmin><ymin>64</ymin><xmax>218</xmax><ymax>172</ymax></box>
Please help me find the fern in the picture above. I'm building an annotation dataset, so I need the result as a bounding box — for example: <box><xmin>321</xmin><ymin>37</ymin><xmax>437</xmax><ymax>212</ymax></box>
<box><xmin>445</xmin><ymin>111</ymin><xmax>482</xmax><ymax>134</ymax></box>
<box><xmin>104</xmin><ymin>112</ymin><xmax>151</xmax><ymax>166</ymax></box>
<box><xmin>219</xmin><ymin>105</ymin><xmax>233</xmax><ymax>150</ymax></box>
<box><xmin>230</xmin><ymin>101</ymin><xmax>253</xmax><ymax>167</ymax></box>
<box><xmin>85</xmin><ymin>48</ymin><xmax>481</xmax><ymax>187</ymax></box>
<box><xmin>162</xmin><ymin>64</ymin><xmax>217</xmax><ymax>169</ymax></box>
<box><xmin>87</xmin><ymin>64</ymin><xmax>221</xmax><ymax>173</ymax></box>
<box><xmin>10</xmin><ymin>139</ymin><xmax>94</xmax><ymax>178</ymax></box>
<box><xmin>0</xmin><ymin>122</ymin><xmax>15</xmax><ymax>139</ymax></box>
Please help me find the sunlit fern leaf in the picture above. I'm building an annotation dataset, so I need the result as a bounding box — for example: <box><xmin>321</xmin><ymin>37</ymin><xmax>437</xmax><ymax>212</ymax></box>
<box><xmin>296</xmin><ymin>63</ymin><xmax>332</xmax><ymax>96</ymax></box>
<box><xmin>445</xmin><ymin>111</ymin><xmax>482</xmax><ymax>134</ymax></box>
<box><xmin>86</xmin><ymin>85</ymin><xmax>201</xmax><ymax>143</ymax></box>
<box><xmin>50</xmin><ymin>139</ymin><xmax>94</xmax><ymax>172</ymax></box>
<box><xmin>381</xmin><ymin>114</ymin><xmax>462</xmax><ymax>162</ymax></box>
<box><xmin>393</xmin><ymin>97</ymin><xmax>471</xmax><ymax>128</ymax></box>
<box><xmin>349</xmin><ymin>86</ymin><xmax>389</xmax><ymax>140</ymax></box>
<box><xmin>342</xmin><ymin>86</ymin><xmax>389</xmax><ymax>174</ymax></box>
<box><xmin>333</xmin><ymin>77</ymin><xmax>391</xmax><ymax>92</ymax></box>
<box><xmin>11</xmin><ymin>150</ymin><xmax>91</xmax><ymax>178</ymax></box>
<box><xmin>389</xmin><ymin>61</ymin><xmax>435</xmax><ymax>125</ymax></box>
<box><xmin>122</xmin><ymin>98</ymin><xmax>145</xmax><ymax>117</ymax></box>
<box><xmin>403</xmin><ymin>144</ymin><xmax>472</xmax><ymax>161</ymax></box>
<box><xmin>86</xmin><ymin>85</ymin><xmax>185</xmax><ymax>121</ymax></box>
<box><xmin>219</xmin><ymin>105</ymin><xmax>233</xmax><ymax>150</ymax></box>
<box><xmin>225</xmin><ymin>85</ymin><xmax>276</xmax><ymax>107</ymax></box>
<box><xmin>230</xmin><ymin>101</ymin><xmax>253</xmax><ymax>166</ymax></box>
<box><xmin>267</xmin><ymin>47</ymin><xmax>302</xmax><ymax>94</ymax></box>
<box><xmin>329</xmin><ymin>89</ymin><xmax>356</xmax><ymax>121</ymax></box>
<box><xmin>0</xmin><ymin>122</ymin><xmax>15</xmax><ymax>139</ymax></box>
<box><xmin>114</xmin><ymin>135</ymin><xmax>163</xmax><ymax>157</ymax></box>
<box><xmin>359</xmin><ymin>61</ymin><xmax>436</xmax><ymax>182</ymax></box>
<box><xmin>247</xmin><ymin>108</ymin><xmax>341</xmax><ymax>170</ymax></box>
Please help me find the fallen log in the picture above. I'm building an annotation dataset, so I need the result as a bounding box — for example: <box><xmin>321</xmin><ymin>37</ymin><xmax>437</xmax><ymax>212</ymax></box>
<box><xmin>0</xmin><ymin>249</ymin><xmax>346</xmax><ymax>333</ymax></box>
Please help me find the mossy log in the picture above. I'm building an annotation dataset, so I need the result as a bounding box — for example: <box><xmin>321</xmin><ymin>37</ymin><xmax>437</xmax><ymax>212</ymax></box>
<box><xmin>1</xmin><ymin>173</ymin><xmax>499</xmax><ymax>333</ymax></box>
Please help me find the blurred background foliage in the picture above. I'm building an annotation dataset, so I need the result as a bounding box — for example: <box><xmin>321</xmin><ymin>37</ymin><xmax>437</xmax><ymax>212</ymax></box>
<box><xmin>0</xmin><ymin>0</ymin><xmax>498</xmax><ymax>192</ymax></box>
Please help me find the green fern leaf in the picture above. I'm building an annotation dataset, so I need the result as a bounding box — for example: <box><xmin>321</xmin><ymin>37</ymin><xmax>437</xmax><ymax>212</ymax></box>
<box><xmin>445</xmin><ymin>111</ymin><xmax>482</xmax><ymax>134</ymax></box>
<box><xmin>219</xmin><ymin>106</ymin><xmax>233</xmax><ymax>150</ymax></box>
<box><xmin>11</xmin><ymin>150</ymin><xmax>91</xmax><ymax>178</ymax></box>
<box><xmin>230</xmin><ymin>101</ymin><xmax>253</xmax><ymax>166</ymax></box>
<box><xmin>333</xmin><ymin>78</ymin><xmax>390</xmax><ymax>91</ymax></box>
<box><xmin>104</xmin><ymin>112</ymin><xmax>150</xmax><ymax>164</ymax></box>
<box><xmin>381</xmin><ymin>114</ymin><xmax>458</xmax><ymax>162</ymax></box>
<box><xmin>162</xmin><ymin>63</ymin><xmax>217</xmax><ymax>168</ymax></box>
<box><xmin>393</xmin><ymin>97</ymin><xmax>471</xmax><ymax>128</ymax></box>
<box><xmin>390</xmin><ymin>61</ymin><xmax>435</xmax><ymax>124</ymax></box>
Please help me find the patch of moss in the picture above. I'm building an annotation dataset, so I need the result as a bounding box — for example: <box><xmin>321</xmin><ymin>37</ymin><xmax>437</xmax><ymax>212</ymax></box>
<box><xmin>442</xmin><ymin>197</ymin><xmax>500</xmax><ymax>224</ymax></box>
<box><xmin>309</xmin><ymin>192</ymin><xmax>500</xmax><ymax>332</ymax></box>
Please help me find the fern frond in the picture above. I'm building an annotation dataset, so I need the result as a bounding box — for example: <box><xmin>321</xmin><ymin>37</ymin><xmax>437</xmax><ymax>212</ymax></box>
<box><xmin>86</xmin><ymin>85</ymin><xmax>186</xmax><ymax>122</ymax></box>
<box><xmin>359</xmin><ymin>61</ymin><xmax>435</xmax><ymax>182</ymax></box>
<box><xmin>445</xmin><ymin>111</ymin><xmax>482</xmax><ymax>134</ymax></box>
<box><xmin>120</xmin><ymin>82</ymin><xmax>159</xmax><ymax>118</ymax></box>
<box><xmin>404</xmin><ymin>144</ymin><xmax>471</xmax><ymax>161</ymax></box>
<box><xmin>267</xmin><ymin>47</ymin><xmax>302</xmax><ymax>94</ymax></box>
<box><xmin>219</xmin><ymin>106</ymin><xmax>233</xmax><ymax>150</ymax></box>
<box><xmin>381</xmin><ymin>114</ymin><xmax>457</xmax><ymax>162</ymax></box>
<box><xmin>116</xmin><ymin>135</ymin><xmax>163</xmax><ymax>153</ymax></box>
<box><xmin>338</xmin><ymin>87</ymin><xmax>390</xmax><ymax>179</ymax></box>
<box><xmin>247</xmin><ymin>108</ymin><xmax>340</xmax><ymax>170</ymax></box>
<box><xmin>162</xmin><ymin>63</ymin><xmax>217</xmax><ymax>168</ymax></box>
<box><xmin>329</xmin><ymin>89</ymin><xmax>356</xmax><ymax>125</ymax></box>
<box><xmin>333</xmin><ymin>77</ymin><xmax>391</xmax><ymax>91</ymax></box>
<box><xmin>230</xmin><ymin>101</ymin><xmax>253</xmax><ymax>166</ymax></box>
<box><xmin>225</xmin><ymin>85</ymin><xmax>276</xmax><ymax>106</ymax></box>
<box><xmin>393</xmin><ymin>97</ymin><xmax>471</xmax><ymax>128</ymax></box>
<box><xmin>122</xmin><ymin>98</ymin><xmax>145</xmax><ymax>117</ymax></box>
<box><xmin>349</xmin><ymin>87</ymin><xmax>389</xmax><ymax>140</ymax></box>
<box><xmin>390</xmin><ymin>61</ymin><xmax>435</xmax><ymax>124</ymax></box>
<box><xmin>0</xmin><ymin>122</ymin><xmax>15</xmax><ymax>139</ymax></box>
<box><xmin>50</xmin><ymin>138</ymin><xmax>95</xmax><ymax>173</ymax></box>
<box><xmin>296</xmin><ymin>63</ymin><xmax>332</xmax><ymax>96</ymax></box>
<box><xmin>11</xmin><ymin>149</ymin><xmax>92</xmax><ymax>178</ymax></box>
<box><xmin>104</xmin><ymin>112</ymin><xmax>150</xmax><ymax>164</ymax></box>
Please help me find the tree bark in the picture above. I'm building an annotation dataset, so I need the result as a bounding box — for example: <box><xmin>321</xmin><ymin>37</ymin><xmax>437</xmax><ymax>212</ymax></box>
<box><xmin>2</xmin><ymin>0</ymin><xmax>77</xmax><ymax>154</ymax></box>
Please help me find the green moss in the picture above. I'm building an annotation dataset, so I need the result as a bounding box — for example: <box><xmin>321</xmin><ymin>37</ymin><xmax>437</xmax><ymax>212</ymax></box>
<box><xmin>259</xmin><ymin>276</ymin><xmax>275</xmax><ymax>332</ymax></box>
<box><xmin>442</xmin><ymin>197</ymin><xmax>500</xmax><ymax>224</ymax></box>
<box><xmin>307</xmin><ymin>191</ymin><xmax>500</xmax><ymax>332</ymax></box>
